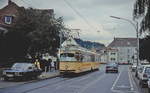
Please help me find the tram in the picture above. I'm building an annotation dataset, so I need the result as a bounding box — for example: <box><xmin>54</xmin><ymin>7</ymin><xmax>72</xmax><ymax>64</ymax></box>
<box><xmin>59</xmin><ymin>38</ymin><xmax>101</xmax><ymax>74</ymax></box>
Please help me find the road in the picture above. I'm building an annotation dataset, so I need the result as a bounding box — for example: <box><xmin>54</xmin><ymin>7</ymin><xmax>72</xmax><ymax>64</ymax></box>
<box><xmin>0</xmin><ymin>65</ymin><xmax>141</xmax><ymax>93</ymax></box>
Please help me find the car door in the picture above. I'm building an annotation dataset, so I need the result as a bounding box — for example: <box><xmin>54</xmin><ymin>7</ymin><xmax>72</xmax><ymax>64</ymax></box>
<box><xmin>138</xmin><ymin>66</ymin><xmax>144</xmax><ymax>79</ymax></box>
<box><xmin>27</xmin><ymin>66</ymin><xmax>34</xmax><ymax>78</ymax></box>
<box><xmin>32</xmin><ymin>65</ymin><xmax>41</xmax><ymax>76</ymax></box>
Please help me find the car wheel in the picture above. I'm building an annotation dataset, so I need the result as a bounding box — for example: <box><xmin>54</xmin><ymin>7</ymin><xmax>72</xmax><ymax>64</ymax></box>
<box><xmin>32</xmin><ymin>75</ymin><xmax>38</xmax><ymax>79</ymax></box>
<box><xmin>116</xmin><ymin>71</ymin><xmax>118</xmax><ymax>73</ymax></box>
<box><xmin>148</xmin><ymin>88</ymin><xmax>150</xmax><ymax>93</ymax></box>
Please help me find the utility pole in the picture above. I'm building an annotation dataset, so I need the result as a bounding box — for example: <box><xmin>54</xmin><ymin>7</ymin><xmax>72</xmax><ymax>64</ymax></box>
<box><xmin>110</xmin><ymin>16</ymin><xmax>139</xmax><ymax>66</ymax></box>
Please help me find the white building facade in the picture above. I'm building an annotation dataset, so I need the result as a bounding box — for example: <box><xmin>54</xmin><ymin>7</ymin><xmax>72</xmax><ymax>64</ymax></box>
<box><xmin>100</xmin><ymin>48</ymin><xmax>118</xmax><ymax>64</ymax></box>
<box><xmin>107</xmin><ymin>38</ymin><xmax>137</xmax><ymax>64</ymax></box>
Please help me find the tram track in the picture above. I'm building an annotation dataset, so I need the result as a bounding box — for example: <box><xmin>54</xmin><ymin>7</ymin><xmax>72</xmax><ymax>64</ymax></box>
<box><xmin>21</xmin><ymin>77</ymin><xmax>71</xmax><ymax>93</ymax></box>
<box><xmin>21</xmin><ymin>70</ymin><xmax>104</xmax><ymax>93</ymax></box>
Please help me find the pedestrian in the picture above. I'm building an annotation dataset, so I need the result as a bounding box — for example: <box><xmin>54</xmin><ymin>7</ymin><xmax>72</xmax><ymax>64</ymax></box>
<box><xmin>45</xmin><ymin>59</ymin><xmax>49</xmax><ymax>72</ymax></box>
<box><xmin>48</xmin><ymin>59</ymin><xmax>52</xmax><ymax>71</ymax></box>
<box><xmin>34</xmin><ymin>59</ymin><xmax>41</xmax><ymax>70</ymax></box>
<box><xmin>54</xmin><ymin>61</ymin><xmax>57</xmax><ymax>70</ymax></box>
<box><xmin>40</xmin><ymin>59</ymin><xmax>45</xmax><ymax>72</ymax></box>
<box><xmin>51</xmin><ymin>61</ymin><xmax>55</xmax><ymax>71</ymax></box>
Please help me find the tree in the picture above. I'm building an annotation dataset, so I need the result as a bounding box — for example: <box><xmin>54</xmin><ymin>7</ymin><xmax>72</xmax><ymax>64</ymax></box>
<box><xmin>133</xmin><ymin>0</ymin><xmax>150</xmax><ymax>61</ymax></box>
<box><xmin>0</xmin><ymin>7</ymin><xmax>66</xmax><ymax>66</ymax></box>
<box><xmin>139</xmin><ymin>36</ymin><xmax>150</xmax><ymax>61</ymax></box>
<box><xmin>133</xmin><ymin>0</ymin><xmax>150</xmax><ymax>33</ymax></box>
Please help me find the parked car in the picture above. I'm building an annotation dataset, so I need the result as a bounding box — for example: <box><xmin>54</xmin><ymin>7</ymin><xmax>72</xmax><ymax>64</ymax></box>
<box><xmin>135</xmin><ymin>65</ymin><xmax>144</xmax><ymax>78</ymax></box>
<box><xmin>131</xmin><ymin>63</ymin><xmax>137</xmax><ymax>72</ymax></box>
<box><xmin>147</xmin><ymin>79</ymin><xmax>150</xmax><ymax>92</ymax></box>
<box><xmin>2</xmin><ymin>63</ymin><xmax>42</xmax><ymax>81</ymax></box>
<box><xmin>137</xmin><ymin>65</ymin><xmax>150</xmax><ymax>87</ymax></box>
<box><xmin>105</xmin><ymin>62</ymin><xmax>118</xmax><ymax>73</ymax></box>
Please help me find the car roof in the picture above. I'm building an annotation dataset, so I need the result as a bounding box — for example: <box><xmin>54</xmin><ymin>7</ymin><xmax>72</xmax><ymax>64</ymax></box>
<box><xmin>14</xmin><ymin>63</ymin><xmax>33</xmax><ymax>64</ymax></box>
<box><xmin>13</xmin><ymin>63</ymin><xmax>34</xmax><ymax>66</ymax></box>
<box><xmin>143</xmin><ymin>65</ymin><xmax>150</xmax><ymax>67</ymax></box>
<box><xmin>106</xmin><ymin>63</ymin><xmax>117</xmax><ymax>66</ymax></box>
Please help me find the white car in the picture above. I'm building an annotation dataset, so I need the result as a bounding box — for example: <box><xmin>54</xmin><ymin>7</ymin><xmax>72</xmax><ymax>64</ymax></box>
<box><xmin>135</xmin><ymin>65</ymin><xmax>143</xmax><ymax>78</ymax></box>
<box><xmin>131</xmin><ymin>63</ymin><xmax>137</xmax><ymax>72</ymax></box>
<box><xmin>138</xmin><ymin>65</ymin><xmax>150</xmax><ymax>87</ymax></box>
<box><xmin>147</xmin><ymin>79</ymin><xmax>150</xmax><ymax>92</ymax></box>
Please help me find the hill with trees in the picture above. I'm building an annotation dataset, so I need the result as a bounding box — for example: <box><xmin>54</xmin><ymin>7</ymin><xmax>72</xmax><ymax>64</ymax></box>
<box><xmin>75</xmin><ymin>38</ymin><xmax>105</xmax><ymax>50</ymax></box>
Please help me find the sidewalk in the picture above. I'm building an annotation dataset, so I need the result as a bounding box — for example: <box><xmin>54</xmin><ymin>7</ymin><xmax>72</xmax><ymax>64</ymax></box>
<box><xmin>0</xmin><ymin>70</ymin><xmax>60</xmax><ymax>89</ymax></box>
<box><xmin>39</xmin><ymin>70</ymin><xmax>60</xmax><ymax>79</ymax></box>
<box><xmin>130</xmin><ymin>70</ymin><xmax>148</xmax><ymax>93</ymax></box>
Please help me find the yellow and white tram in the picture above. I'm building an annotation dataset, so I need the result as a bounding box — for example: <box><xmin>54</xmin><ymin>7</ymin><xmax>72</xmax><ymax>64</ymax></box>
<box><xmin>59</xmin><ymin>39</ymin><xmax>101</xmax><ymax>74</ymax></box>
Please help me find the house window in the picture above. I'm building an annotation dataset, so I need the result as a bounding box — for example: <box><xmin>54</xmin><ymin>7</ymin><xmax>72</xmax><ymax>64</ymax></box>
<box><xmin>111</xmin><ymin>58</ymin><xmax>116</xmax><ymax>61</ymax></box>
<box><xmin>127</xmin><ymin>49</ymin><xmax>130</xmax><ymax>53</ymax></box>
<box><xmin>111</xmin><ymin>52</ymin><xmax>116</xmax><ymax>55</ymax></box>
<box><xmin>4</xmin><ymin>16</ymin><xmax>12</xmax><ymax>24</ymax></box>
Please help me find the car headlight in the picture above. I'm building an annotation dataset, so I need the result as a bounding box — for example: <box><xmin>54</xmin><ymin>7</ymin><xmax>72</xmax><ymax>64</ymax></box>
<box><xmin>3</xmin><ymin>71</ymin><xmax>6</xmax><ymax>75</ymax></box>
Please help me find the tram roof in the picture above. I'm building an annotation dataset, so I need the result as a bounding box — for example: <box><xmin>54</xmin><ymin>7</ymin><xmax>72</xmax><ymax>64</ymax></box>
<box><xmin>61</xmin><ymin>38</ymin><xmax>101</xmax><ymax>55</ymax></box>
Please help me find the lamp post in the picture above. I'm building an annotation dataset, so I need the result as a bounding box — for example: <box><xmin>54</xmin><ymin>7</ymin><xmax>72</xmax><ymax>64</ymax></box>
<box><xmin>110</xmin><ymin>16</ymin><xmax>139</xmax><ymax>66</ymax></box>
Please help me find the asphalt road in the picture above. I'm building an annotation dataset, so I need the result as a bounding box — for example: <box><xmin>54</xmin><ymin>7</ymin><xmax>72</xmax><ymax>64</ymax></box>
<box><xmin>0</xmin><ymin>65</ymin><xmax>141</xmax><ymax>93</ymax></box>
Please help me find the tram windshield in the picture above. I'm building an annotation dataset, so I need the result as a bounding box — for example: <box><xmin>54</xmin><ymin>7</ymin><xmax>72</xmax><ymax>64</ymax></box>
<box><xmin>60</xmin><ymin>53</ymin><xmax>77</xmax><ymax>61</ymax></box>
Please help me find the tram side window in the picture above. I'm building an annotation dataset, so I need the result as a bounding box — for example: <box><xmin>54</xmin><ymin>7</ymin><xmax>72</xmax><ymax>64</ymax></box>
<box><xmin>60</xmin><ymin>53</ymin><xmax>74</xmax><ymax>57</ymax></box>
<box><xmin>60</xmin><ymin>53</ymin><xmax>77</xmax><ymax>61</ymax></box>
<box><xmin>68</xmin><ymin>53</ymin><xmax>74</xmax><ymax>57</ymax></box>
<box><xmin>90</xmin><ymin>55</ymin><xmax>95</xmax><ymax>62</ymax></box>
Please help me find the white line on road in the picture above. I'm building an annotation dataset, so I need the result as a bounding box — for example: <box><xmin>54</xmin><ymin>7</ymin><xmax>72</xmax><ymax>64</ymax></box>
<box><xmin>78</xmin><ymin>74</ymin><xmax>106</xmax><ymax>93</ymax></box>
<box><xmin>128</xmin><ymin>68</ymin><xmax>140</xmax><ymax>93</ymax></box>
<box><xmin>128</xmin><ymin>68</ymin><xmax>134</xmax><ymax>91</ymax></box>
<box><xmin>111</xmin><ymin>67</ymin><xmax>123</xmax><ymax>91</ymax></box>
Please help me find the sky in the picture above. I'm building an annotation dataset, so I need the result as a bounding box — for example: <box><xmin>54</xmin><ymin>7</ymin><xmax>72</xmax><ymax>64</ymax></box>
<box><xmin>0</xmin><ymin>0</ymin><xmax>136</xmax><ymax>46</ymax></box>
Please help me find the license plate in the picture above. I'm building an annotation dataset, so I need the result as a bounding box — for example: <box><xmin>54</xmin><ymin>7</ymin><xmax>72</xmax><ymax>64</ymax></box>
<box><xmin>6</xmin><ymin>74</ymin><xmax>14</xmax><ymax>77</ymax></box>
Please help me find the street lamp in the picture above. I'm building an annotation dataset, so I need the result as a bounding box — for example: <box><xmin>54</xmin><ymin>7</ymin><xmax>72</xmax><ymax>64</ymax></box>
<box><xmin>110</xmin><ymin>16</ymin><xmax>139</xmax><ymax>66</ymax></box>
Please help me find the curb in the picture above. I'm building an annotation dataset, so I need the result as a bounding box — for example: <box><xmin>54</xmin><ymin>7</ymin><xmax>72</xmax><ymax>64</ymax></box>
<box><xmin>130</xmin><ymin>70</ymin><xmax>149</xmax><ymax>93</ymax></box>
<box><xmin>0</xmin><ymin>72</ymin><xmax>60</xmax><ymax>89</ymax></box>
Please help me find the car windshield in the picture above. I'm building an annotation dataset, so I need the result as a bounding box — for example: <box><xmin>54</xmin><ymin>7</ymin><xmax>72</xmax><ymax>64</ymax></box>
<box><xmin>145</xmin><ymin>67</ymin><xmax>150</xmax><ymax>74</ymax></box>
<box><xmin>107</xmin><ymin>63</ymin><xmax>117</xmax><ymax>66</ymax></box>
<box><xmin>11</xmin><ymin>63</ymin><xmax>32</xmax><ymax>70</ymax></box>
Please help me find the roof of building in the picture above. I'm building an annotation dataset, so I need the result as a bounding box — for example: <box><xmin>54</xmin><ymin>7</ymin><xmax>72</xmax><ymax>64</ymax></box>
<box><xmin>0</xmin><ymin>0</ymin><xmax>54</xmax><ymax>15</ymax></box>
<box><xmin>62</xmin><ymin>38</ymin><xmax>80</xmax><ymax>47</ymax></box>
<box><xmin>108</xmin><ymin>37</ymin><xmax>137</xmax><ymax>47</ymax></box>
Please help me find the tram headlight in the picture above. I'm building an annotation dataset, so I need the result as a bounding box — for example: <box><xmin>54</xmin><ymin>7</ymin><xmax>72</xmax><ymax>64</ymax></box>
<box><xmin>3</xmin><ymin>71</ymin><xmax>6</xmax><ymax>75</ymax></box>
<box><xmin>65</xmin><ymin>65</ymin><xmax>68</xmax><ymax>70</ymax></box>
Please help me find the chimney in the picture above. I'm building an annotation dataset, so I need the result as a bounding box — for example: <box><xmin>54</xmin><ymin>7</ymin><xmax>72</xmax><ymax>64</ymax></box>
<box><xmin>8</xmin><ymin>0</ymin><xmax>12</xmax><ymax>5</ymax></box>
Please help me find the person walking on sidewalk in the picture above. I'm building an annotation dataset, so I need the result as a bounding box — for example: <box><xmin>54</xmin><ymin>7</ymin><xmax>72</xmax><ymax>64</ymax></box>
<box><xmin>48</xmin><ymin>59</ymin><xmax>52</xmax><ymax>71</ymax></box>
<box><xmin>54</xmin><ymin>61</ymin><xmax>57</xmax><ymax>70</ymax></box>
<box><xmin>34</xmin><ymin>59</ymin><xmax>41</xmax><ymax>70</ymax></box>
<box><xmin>51</xmin><ymin>61</ymin><xmax>55</xmax><ymax>71</ymax></box>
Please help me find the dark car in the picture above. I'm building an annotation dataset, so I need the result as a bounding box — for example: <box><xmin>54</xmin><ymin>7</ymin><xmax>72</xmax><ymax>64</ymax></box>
<box><xmin>2</xmin><ymin>63</ymin><xmax>42</xmax><ymax>81</ymax></box>
<box><xmin>105</xmin><ymin>63</ymin><xmax>118</xmax><ymax>73</ymax></box>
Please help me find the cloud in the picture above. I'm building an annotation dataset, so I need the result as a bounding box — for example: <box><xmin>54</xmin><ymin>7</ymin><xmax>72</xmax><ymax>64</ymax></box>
<box><xmin>0</xmin><ymin>0</ymin><xmax>7</xmax><ymax>8</ymax></box>
<box><xmin>0</xmin><ymin>0</ymin><xmax>137</xmax><ymax>46</ymax></box>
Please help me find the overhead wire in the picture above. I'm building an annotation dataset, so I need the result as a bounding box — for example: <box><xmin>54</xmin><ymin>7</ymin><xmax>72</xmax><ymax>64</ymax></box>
<box><xmin>63</xmin><ymin>0</ymin><xmax>99</xmax><ymax>32</ymax></box>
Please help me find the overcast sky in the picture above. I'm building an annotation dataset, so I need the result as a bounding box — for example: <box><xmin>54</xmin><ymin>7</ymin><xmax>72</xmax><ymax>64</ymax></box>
<box><xmin>0</xmin><ymin>0</ymin><xmax>136</xmax><ymax>45</ymax></box>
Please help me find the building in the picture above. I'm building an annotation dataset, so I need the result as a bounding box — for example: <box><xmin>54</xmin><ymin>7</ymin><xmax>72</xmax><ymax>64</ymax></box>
<box><xmin>0</xmin><ymin>0</ymin><xmax>54</xmax><ymax>33</ymax></box>
<box><xmin>100</xmin><ymin>47</ymin><xmax>118</xmax><ymax>64</ymax></box>
<box><xmin>0</xmin><ymin>0</ymin><xmax>21</xmax><ymax>33</ymax></box>
<box><xmin>107</xmin><ymin>37</ymin><xmax>137</xmax><ymax>64</ymax></box>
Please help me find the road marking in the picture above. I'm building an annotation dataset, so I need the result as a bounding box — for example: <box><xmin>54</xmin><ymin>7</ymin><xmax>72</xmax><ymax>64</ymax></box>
<box><xmin>129</xmin><ymin>68</ymin><xmax>140</xmax><ymax>93</ymax></box>
<box><xmin>78</xmin><ymin>74</ymin><xmax>106</xmax><ymax>93</ymax></box>
<box><xmin>55</xmin><ymin>72</ymin><xmax>106</xmax><ymax>91</ymax></box>
<box><xmin>111</xmin><ymin>67</ymin><xmax>139</xmax><ymax>93</ymax></box>
<box><xmin>111</xmin><ymin>67</ymin><xmax>122</xmax><ymax>91</ymax></box>
<box><xmin>128</xmin><ymin>68</ymin><xmax>134</xmax><ymax>91</ymax></box>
